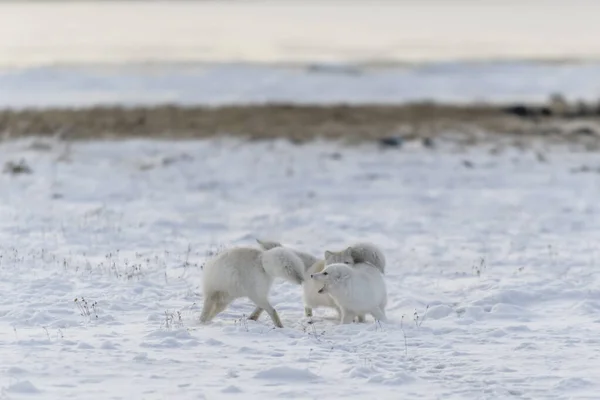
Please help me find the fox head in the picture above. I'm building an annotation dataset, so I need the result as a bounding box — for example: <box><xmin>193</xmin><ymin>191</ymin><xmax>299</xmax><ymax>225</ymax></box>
<box><xmin>310</xmin><ymin>263</ymin><xmax>351</xmax><ymax>293</ymax></box>
<box><xmin>324</xmin><ymin>247</ymin><xmax>354</xmax><ymax>266</ymax></box>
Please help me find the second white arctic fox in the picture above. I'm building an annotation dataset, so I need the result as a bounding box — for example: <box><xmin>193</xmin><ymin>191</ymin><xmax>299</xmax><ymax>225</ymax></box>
<box><xmin>311</xmin><ymin>262</ymin><xmax>388</xmax><ymax>324</ymax></box>
<box><xmin>199</xmin><ymin>245</ymin><xmax>305</xmax><ymax>328</ymax></box>
<box><xmin>256</xmin><ymin>239</ymin><xmax>386</xmax><ymax>320</ymax></box>
<box><xmin>310</xmin><ymin>242</ymin><xmax>386</xmax><ymax>320</ymax></box>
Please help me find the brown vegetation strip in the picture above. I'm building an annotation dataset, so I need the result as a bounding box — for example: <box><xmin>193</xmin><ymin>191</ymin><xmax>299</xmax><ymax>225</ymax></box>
<box><xmin>1</xmin><ymin>103</ymin><xmax>599</xmax><ymax>144</ymax></box>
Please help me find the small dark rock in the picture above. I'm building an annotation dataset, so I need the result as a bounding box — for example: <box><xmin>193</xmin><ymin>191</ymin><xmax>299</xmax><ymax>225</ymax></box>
<box><xmin>358</xmin><ymin>172</ymin><xmax>382</xmax><ymax>181</ymax></box>
<box><xmin>462</xmin><ymin>160</ymin><xmax>474</xmax><ymax>168</ymax></box>
<box><xmin>3</xmin><ymin>159</ymin><xmax>32</xmax><ymax>175</ymax></box>
<box><xmin>535</xmin><ymin>152</ymin><xmax>547</xmax><ymax>163</ymax></box>
<box><xmin>422</xmin><ymin>137</ymin><xmax>435</xmax><ymax>148</ymax></box>
<box><xmin>570</xmin><ymin>165</ymin><xmax>600</xmax><ymax>173</ymax></box>
<box><xmin>378</xmin><ymin>136</ymin><xmax>403</xmax><ymax>148</ymax></box>
<box><xmin>489</xmin><ymin>146</ymin><xmax>503</xmax><ymax>155</ymax></box>
<box><xmin>162</xmin><ymin>153</ymin><xmax>194</xmax><ymax>166</ymax></box>
<box><xmin>571</xmin><ymin>165</ymin><xmax>592</xmax><ymax>173</ymax></box>
<box><xmin>504</xmin><ymin>104</ymin><xmax>553</xmax><ymax>119</ymax></box>
<box><xmin>503</xmin><ymin>105</ymin><xmax>532</xmax><ymax>118</ymax></box>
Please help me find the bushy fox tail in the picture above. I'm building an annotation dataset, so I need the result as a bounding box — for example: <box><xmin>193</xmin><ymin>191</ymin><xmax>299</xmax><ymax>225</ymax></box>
<box><xmin>260</xmin><ymin>247</ymin><xmax>305</xmax><ymax>285</ymax></box>
<box><xmin>256</xmin><ymin>238</ymin><xmax>319</xmax><ymax>272</ymax></box>
<box><xmin>350</xmin><ymin>242</ymin><xmax>386</xmax><ymax>274</ymax></box>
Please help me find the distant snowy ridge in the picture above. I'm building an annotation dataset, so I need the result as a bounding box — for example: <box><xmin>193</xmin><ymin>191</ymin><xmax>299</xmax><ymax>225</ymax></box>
<box><xmin>2</xmin><ymin>62</ymin><xmax>600</xmax><ymax>108</ymax></box>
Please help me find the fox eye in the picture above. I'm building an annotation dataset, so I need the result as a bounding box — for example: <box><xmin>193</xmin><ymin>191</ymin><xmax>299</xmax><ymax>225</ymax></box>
<box><xmin>323</xmin><ymin>272</ymin><xmax>328</xmax><ymax>276</ymax></box>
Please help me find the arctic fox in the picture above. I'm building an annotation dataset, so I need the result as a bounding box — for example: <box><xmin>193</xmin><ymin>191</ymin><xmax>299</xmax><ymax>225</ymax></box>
<box><xmin>256</xmin><ymin>239</ymin><xmax>386</xmax><ymax>320</ymax></box>
<box><xmin>309</xmin><ymin>242</ymin><xmax>386</xmax><ymax>320</ymax></box>
<box><xmin>199</xmin><ymin>246</ymin><xmax>305</xmax><ymax>328</ymax></box>
<box><xmin>311</xmin><ymin>262</ymin><xmax>388</xmax><ymax>324</ymax></box>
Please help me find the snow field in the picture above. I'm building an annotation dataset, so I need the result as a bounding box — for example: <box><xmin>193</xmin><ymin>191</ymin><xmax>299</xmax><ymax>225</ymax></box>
<box><xmin>3</xmin><ymin>62</ymin><xmax>600</xmax><ymax>109</ymax></box>
<box><xmin>1</xmin><ymin>137</ymin><xmax>600</xmax><ymax>399</ymax></box>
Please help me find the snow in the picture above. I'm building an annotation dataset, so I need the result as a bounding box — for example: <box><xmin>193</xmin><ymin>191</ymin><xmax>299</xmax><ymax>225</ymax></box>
<box><xmin>1</xmin><ymin>136</ymin><xmax>600</xmax><ymax>399</ymax></box>
<box><xmin>3</xmin><ymin>62</ymin><xmax>600</xmax><ymax>109</ymax></box>
<box><xmin>2</xmin><ymin>0</ymin><xmax>599</xmax><ymax>395</ymax></box>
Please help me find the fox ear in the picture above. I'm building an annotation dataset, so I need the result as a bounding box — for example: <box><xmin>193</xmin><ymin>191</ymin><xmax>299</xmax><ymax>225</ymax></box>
<box><xmin>324</xmin><ymin>250</ymin><xmax>333</xmax><ymax>258</ymax></box>
<box><xmin>344</xmin><ymin>247</ymin><xmax>353</xmax><ymax>256</ymax></box>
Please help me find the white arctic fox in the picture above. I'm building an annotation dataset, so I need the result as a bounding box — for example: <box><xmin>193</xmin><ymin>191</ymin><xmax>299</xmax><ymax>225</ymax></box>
<box><xmin>256</xmin><ymin>239</ymin><xmax>386</xmax><ymax>320</ymax></box>
<box><xmin>311</xmin><ymin>262</ymin><xmax>388</xmax><ymax>324</ymax></box>
<box><xmin>199</xmin><ymin>245</ymin><xmax>305</xmax><ymax>328</ymax></box>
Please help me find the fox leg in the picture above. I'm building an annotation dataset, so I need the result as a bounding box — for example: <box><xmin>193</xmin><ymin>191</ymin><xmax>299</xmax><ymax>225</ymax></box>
<box><xmin>199</xmin><ymin>292</ymin><xmax>219</xmax><ymax>323</ymax></box>
<box><xmin>248</xmin><ymin>306</ymin><xmax>264</xmax><ymax>321</ymax></box>
<box><xmin>249</xmin><ymin>295</ymin><xmax>283</xmax><ymax>328</ymax></box>
<box><xmin>333</xmin><ymin>304</ymin><xmax>342</xmax><ymax>319</ymax></box>
<box><xmin>340</xmin><ymin>309</ymin><xmax>355</xmax><ymax>324</ymax></box>
<box><xmin>210</xmin><ymin>294</ymin><xmax>232</xmax><ymax>320</ymax></box>
<box><xmin>370</xmin><ymin>307</ymin><xmax>387</xmax><ymax>323</ymax></box>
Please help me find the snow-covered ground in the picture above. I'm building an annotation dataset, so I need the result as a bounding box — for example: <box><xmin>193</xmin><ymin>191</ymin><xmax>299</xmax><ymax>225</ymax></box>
<box><xmin>3</xmin><ymin>61</ymin><xmax>600</xmax><ymax>108</ymax></box>
<box><xmin>1</xmin><ymin>2</ymin><xmax>599</xmax><ymax>397</ymax></box>
<box><xmin>1</xmin><ymin>137</ymin><xmax>600</xmax><ymax>399</ymax></box>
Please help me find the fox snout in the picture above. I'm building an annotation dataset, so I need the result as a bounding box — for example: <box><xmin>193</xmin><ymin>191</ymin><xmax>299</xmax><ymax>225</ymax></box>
<box><xmin>310</xmin><ymin>271</ymin><xmax>328</xmax><ymax>281</ymax></box>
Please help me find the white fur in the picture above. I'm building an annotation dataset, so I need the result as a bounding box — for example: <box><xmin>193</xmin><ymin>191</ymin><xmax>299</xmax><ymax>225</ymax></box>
<box><xmin>302</xmin><ymin>260</ymin><xmax>339</xmax><ymax>315</ymax></box>
<box><xmin>324</xmin><ymin>242</ymin><xmax>386</xmax><ymax>274</ymax></box>
<box><xmin>310</xmin><ymin>262</ymin><xmax>388</xmax><ymax>324</ymax></box>
<box><xmin>256</xmin><ymin>239</ymin><xmax>319</xmax><ymax>271</ymax></box>
<box><xmin>261</xmin><ymin>246</ymin><xmax>305</xmax><ymax>284</ymax></box>
<box><xmin>305</xmin><ymin>242</ymin><xmax>386</xmax><ymax>319</ymax></box>
<box><xmin>255</xmin><ymin>239</ymin><xmax>387</xmax><ymax>321</ymax></box>
<box><xmin>200</xmin><ymin>246</ymin><xmax>305</xmax><ymax>328</ymax></box>
<box><xmin>256</xmin><ymin>239</ymin><xmax>334</xmax><ymax>317</ymax></box>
